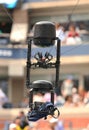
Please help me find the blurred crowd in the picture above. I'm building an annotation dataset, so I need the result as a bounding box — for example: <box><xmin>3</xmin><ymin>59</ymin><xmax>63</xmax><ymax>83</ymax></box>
<box><xmin>29</xmin><ymin>21</ymin><xmax>89</xmax><ymax>46</ymax></box>
<box><xmin>1</xmin><ymin>78</ymin><xmax>89</xmax><ymax>130</ymax></box>
<box><xmin>5</xmin><ymin>106</ymin><xmax>89</xmax><ymax>130</ymax></box>
<box><xmin>6</xmin><ymin>111</ymin><xmax>64</xmax><ymax>130</ymax></box>
<box><xmin>16</xmin><ymin>78</ymin><xmax>89</xmax><ymax>110</ymax></box>
<box><xmin>8</xmin><ymin>111</ymin><xmax>29</xmax><ymax>130</ymax></box>
<box><xmin>0</xmin><ymin>21</ymin><xmax>89</xmax><ymax>48</ymax></box>
<box><xmin>31</xmin><ymin>78</ymin><xmax>89</xmax><ymax>108</ymax></box>
<box><xmin>0</xmin><ymin>77</ymin><xmax>89</xmax><ymax>108</ymax></box>
<box><xmin>0</xmin><ymin>21</ymin><xmax>89</xmax><ymax>47</ymax></box>
<box><xmin>55</xmin><ymin>22</ymin><xmax>82</xmax><ymax>45</ymax></box>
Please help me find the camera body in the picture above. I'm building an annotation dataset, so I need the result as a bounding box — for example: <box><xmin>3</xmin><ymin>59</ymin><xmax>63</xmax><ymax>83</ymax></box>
<box><xmin>27</xmin><ymin>101</ymin><xmax>59</xmax><ymax>121</ymax></box>
<box><xmin>27</xmin><ymin>80</ymin><xmax>60</xmax><ymax>121</ymax></box>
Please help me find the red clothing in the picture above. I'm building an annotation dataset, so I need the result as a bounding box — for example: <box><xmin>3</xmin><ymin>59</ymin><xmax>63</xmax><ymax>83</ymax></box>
<box><xmin>68</xmin><ymin>32</ymin><xmax>79</xmax><ymax>37</ymax></box>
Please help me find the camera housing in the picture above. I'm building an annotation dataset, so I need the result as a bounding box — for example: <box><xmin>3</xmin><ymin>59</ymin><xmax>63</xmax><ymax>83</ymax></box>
<box><xmin>27</xmin><ymin>101</ymin><xmax>60</xmax><ymax>121</ymax></box>
<box><xmin>33</xmin><ymin>21</ymin><xmax>56</xmax><ymax>47</ymax></box>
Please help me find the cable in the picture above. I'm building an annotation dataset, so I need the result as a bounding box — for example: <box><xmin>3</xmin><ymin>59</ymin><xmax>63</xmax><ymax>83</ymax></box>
<box><xmin>70</xmin><ymin>0</ymin><xmax>80</xmax><ymax>19</ymax></box>
<box><xmin>1</xmin><ymin>5</ymin><xmax>14</xmax><ymax>23</ymax></box>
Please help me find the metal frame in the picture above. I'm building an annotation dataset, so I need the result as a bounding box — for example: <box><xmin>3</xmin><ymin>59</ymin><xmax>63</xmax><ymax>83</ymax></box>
<box><xmin>26</xmin><ymin>37</ymin><xmax>60</xmax><ymax>110</ymax></box>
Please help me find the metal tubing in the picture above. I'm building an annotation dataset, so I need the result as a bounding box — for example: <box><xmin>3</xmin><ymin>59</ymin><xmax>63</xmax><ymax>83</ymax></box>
<box><xmin>55</xmin><ymin>39</ymin><xmax>60</xmax><ymax>88</ymax></box>
<box><xmin>26</xmin><ymin>40</ymin><xmax>32</xmax><ymax>89</ymax></box>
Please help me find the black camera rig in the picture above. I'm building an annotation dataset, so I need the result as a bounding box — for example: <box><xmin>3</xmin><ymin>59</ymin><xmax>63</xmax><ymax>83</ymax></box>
<box><xmin>26</xmin><ymin>21</ymin><xmax>60</xmax><ymax>121</ymax></box>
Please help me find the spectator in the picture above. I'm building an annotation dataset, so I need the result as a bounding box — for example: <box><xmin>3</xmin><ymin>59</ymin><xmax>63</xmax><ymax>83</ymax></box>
<box><xmin>77</xmin><ymin>95</ymin><xmax>85</xmax><ymax>107</ymax></box>
<box><xmin>14</xmin><ymin>116</ymin><xmax>30</xmax><ymax>130</ymax></box>
<box><xmin>17</xmin><ymin>111</ymin><xmax>29</xmax><ymax>130</ymax></box>
<box><xmin>55</xmin><ymin>95</ymin><xmax>65</xmax><ymax>107</ymax></box>
<box><xmin>78</xmin><ymin>87</ymin><xmax>86</xmax><ymax>99</ymax></box>
<box><xmin>0</xmin><ymin>88</ymin><xmax>9</xmax><ymax>108</ymax></box>
<box><xmin>61</xmin><ymin>78</ymin><xmax>74</xmax><ymax>98</ymax></box>
<box><xmin>9</xmin><ymin>123</ymin><xmax>16</xmax><ymax>130</ymax></box>
<box><xmin>49</xmin><ymin>118</ymin><xmax>58</xmax><ymax>130</ymax></box>
<box><xmin>55</xmin><ymin>120</ymin><xmax>64</xmax><ymax>130</ymax></box>
<box><xmin>76</xmin><ymin>87</ymin><xmax>86</xmax><ymax>107</ymax></box>
<box><xmin>72</xmin><ymin>87</ymin><xmax>80</xmax><ymax>106</ymax></box>
<box><xmin>84</xmin><ymin>91</ymin><xmax>89</xmax><ymax>105</ymax></box>
<box><xmin>14</xmin><ymin>116</ymin><xmax>22</xmax><ymax>130</ymax></box>
<box><xmin>49</xmin><ymin>118</ymin><xmax>64</xmax><ymax>130</ymax></box>
<box><xmin>64</xmin><ymin>95</ymin><xmax>74</xmax><ymax>107</ymax></box>
<box><xmin>55</xmin><ymin>23</ymin><xmax>66</xmax><ymax>43</ymax></box>
<box><xmin>66</xmin><ymin>24</ymin><xmax>82</xmax><ymax>45</ymax></box>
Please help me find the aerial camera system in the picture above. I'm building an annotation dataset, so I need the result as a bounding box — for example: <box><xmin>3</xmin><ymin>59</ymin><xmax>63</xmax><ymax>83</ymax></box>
<box><xmin>26</xmin><ymin>21</ymin><xmax>60</xmax><ymax>121</ymax></box>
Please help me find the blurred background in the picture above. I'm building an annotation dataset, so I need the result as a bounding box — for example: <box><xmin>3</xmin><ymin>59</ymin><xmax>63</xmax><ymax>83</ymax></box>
<box><xmin>0</xmin><ymin>0</ymin><xmax>89</xmax><ymax>130</ymax></box>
